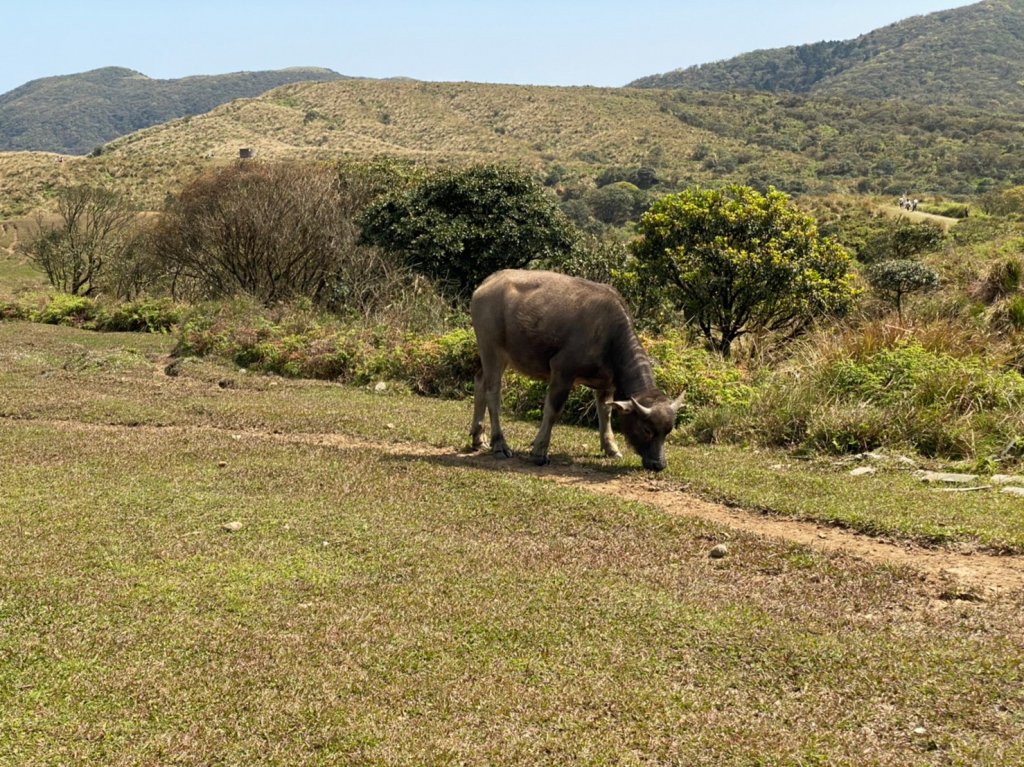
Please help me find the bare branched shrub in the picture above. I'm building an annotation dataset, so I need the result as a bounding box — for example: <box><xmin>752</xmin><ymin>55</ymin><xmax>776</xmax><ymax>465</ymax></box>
<box><xmin>20</xmin><ymin>185</ymin><xmax>138</xmax><ymax>296</ymax></box>
<box><xmin>152</xmin><ymin>161</ymin><xmax>340</xmax><ymax>303</ymax></box>
<box><xmin>97</xmin><ymin>222</ymin><xmax>168</xmax><ymax>300</ymax></box>
<box><xmin>151</xmin><ymin>160</ymin><xmax>414</xmax><ymax>313</ymax></box>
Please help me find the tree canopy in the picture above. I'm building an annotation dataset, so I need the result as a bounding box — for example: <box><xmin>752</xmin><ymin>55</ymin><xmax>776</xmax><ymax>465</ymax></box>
<box><xmin>359</xmin><ymin>164</ymin><xmax>580</xmax><ymax>300</ymax></box>
<box><xmin>866</xmin><ymin>259</ymin><xmax>940</xmax><ymax>319</ymax></box>
<box><xmin>631</xmin><ymin>185</ymin><xmax>856</xmax><ymax>357</ymax></box>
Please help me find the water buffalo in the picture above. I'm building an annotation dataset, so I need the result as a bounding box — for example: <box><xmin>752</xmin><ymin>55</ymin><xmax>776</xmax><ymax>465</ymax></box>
<box><xmin>469</xmin><ymin>269</ymin><xmax>684</xmax><ymax>471</ymax></box>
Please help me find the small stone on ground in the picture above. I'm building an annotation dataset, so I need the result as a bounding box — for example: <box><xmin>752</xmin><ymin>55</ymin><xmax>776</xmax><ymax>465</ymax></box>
<box><xmin>916</xmin><ymin>470</ymin><xmax>979</xmax><ymax>484</ymax></box>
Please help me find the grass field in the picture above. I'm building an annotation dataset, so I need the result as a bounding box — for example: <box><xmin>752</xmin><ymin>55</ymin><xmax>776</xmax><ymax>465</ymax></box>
<box><xmin>0</xmin><ymin>219</ymin><xmax>50</xmax><ymax>295</ymax></box>
<box><xmin>1</xmin><ymin>321</ymin><xmax>1023</xmax><ymax>765</ymax></box>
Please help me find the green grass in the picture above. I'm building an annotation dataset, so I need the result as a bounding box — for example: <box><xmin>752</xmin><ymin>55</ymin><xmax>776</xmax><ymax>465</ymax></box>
<box><xmin>663</xmin><ymin>447</ymin><xmax>1024</xmax><ymax>552</ymax></box>
<box><xmin>0</xmin><ymin>243</ymin><xmax>49</xmax><ymax>296</ymax></box>
<box><xmin>2</xmin><ymin>416</ymin><xmax>1023</xmax><ymax>764</ymax></box>
<box><xmin>4</xmin><ymin>321</ymin><xmax>1024</xmax><ymax>552</ymax></box>
<box><xmin>1</xmin><ymin>320</ymin><xmax>1024</xmax><ymax>764</ymax></box>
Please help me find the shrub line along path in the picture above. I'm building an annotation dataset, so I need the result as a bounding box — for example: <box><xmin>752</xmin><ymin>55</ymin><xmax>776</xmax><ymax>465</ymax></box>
<box><xmin>15</xmin><ymin>409</ymin><xmax>1024</xmax><ymax>598</ymax></box>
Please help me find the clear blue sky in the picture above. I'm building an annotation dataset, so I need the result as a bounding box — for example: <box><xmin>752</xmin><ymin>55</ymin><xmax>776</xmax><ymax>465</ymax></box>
<box><xmin>2</xmin><ymin>0</ymin><xmax>970</xmax><ymax>95</ymax></box>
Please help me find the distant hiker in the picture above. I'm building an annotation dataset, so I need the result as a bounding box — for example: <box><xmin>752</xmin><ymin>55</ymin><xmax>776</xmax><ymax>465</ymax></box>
<box><xmin>912</xmin><ymin>199</ymin><xmax>919</xmax><ymax>212</ymax></box>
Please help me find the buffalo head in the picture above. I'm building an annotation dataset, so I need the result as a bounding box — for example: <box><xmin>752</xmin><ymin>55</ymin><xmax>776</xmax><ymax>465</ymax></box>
<box><xmin>612</xmin><ymin>392</ymin><xmax>685</xmax><ymax>472</ymax></box>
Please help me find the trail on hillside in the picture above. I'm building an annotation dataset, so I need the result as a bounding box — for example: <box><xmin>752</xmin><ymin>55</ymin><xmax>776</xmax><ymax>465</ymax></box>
<box><xmin>18</xmin><ymin>412</ymin><xmax>1024</xmax><ymax>599</ymax></box>
<box><xmin>880</xmin><ymin>205</ymin><xmax>961</xmax><ymax>229</ymax></box>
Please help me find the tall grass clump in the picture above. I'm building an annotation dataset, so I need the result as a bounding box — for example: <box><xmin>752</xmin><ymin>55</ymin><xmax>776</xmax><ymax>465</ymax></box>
<box><xmin>695</xmin><ymin>320</ymin><xmax>1024</xmax><ymax>461</ymax></box>
<box><xmin>172</xmin><ymin>298</ymin><xmax>476</xmax><ymax>397</ymax></box>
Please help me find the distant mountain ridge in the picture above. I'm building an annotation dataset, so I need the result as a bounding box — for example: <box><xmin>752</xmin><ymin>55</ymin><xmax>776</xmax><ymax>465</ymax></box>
<box><xmin>629</xmin><ymin>0</ymin><xmax>1024</xmax><ymax>111</ymax></box>
<box><xmin>0</xmin><ymin>66</ymin><xmax>348</xmax><ymax>155</ymax></box>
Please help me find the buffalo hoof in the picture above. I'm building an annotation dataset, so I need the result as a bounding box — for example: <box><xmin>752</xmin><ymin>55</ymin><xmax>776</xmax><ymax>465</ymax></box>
<box><xmin>493</xmin><ymin>445</ymin><xmax>513</xmax><ymax>459</ymax></box>
<box><xmin>531</xmin><ymin>455</ymin><xmax>551</xmax><ymax>467</ymax></box>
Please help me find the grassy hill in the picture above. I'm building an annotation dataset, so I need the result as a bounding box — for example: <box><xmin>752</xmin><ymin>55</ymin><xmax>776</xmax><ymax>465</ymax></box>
<box><xmin>3</xmin><ymin>3</ymin><xmax>1024</xmax><ymax>216</ymax></box>
<box><xmin>0</xmin><ymin>66</ymin><xmax>348</xmax><ymax>155</ymax></box>
<box><xmin>629</xmin><ymin>0</ymin><xmax>1024</xmax><ymax>112</ymax></box>
<box><xmin>2</xmin><ymin>77</ymin><xmax>1023</xmax><ymax>219</ymax></box>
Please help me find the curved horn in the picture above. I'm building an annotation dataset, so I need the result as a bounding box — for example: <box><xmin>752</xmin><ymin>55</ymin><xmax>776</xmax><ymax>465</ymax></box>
<box><xmin>670</xmin><ymin>392</ymin><xmax>687</xmax><ymax>413</ymax></box>
<box><xmin>630</xmin><ymin>397</ymin><xmax>654</xmax><ymax>418</ymax></box>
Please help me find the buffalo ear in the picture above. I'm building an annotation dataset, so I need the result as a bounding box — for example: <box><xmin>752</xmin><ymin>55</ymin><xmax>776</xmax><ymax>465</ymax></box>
<box><xmin>613</xmin><ymin>398</ymin><xmax>654</xmax><ymax>417</ymax></box>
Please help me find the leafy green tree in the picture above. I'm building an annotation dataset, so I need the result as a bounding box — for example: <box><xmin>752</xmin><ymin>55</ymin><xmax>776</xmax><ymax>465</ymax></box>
<box><xmin>858</xmin><ymin>218</ymin><xmax>945</xmax><ymax>264</ymax></box>
<box><xmin>585</xmin><ymin>182</ymin><xmax>648</xmax><ymax>227</ymax></box>
<box><xmin>866</xmin><ymin>259</ymin><xmax>940</xmax><ymax>319</ymax></box>
<box><xmin>979</xmin><ymin>186</ymin><xmax>1024</xmax><ymax>216</ymax></box>
<box><xmin>359</xmin><ymin>164</ymin><xmax>580</xmax><ymax>300</ymax></box>
<box><xmin>631</xmin><ymin>185</ymin><xmax>856</xmax><ymax>357</ymax></box>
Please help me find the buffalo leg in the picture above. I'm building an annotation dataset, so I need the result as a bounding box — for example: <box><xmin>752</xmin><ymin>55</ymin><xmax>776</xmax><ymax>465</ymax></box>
<box><xmin>530</xmin><ymin>373</ymin><xmax>573</xmax><ymax>466</ymax></box>
<box><xmin>595</xmin><ymin>389</ymin><xmax>623</xmax><ymax>458</ymax></box>
<box><xmin>470</xmin><ymin>355</ymin><xmax>511</xmax><ymax>458</ymax></box>
<box><xmin>470</xmin><ymin>368</ymin><xmax>487</xmax><ymax>449</ymax></box>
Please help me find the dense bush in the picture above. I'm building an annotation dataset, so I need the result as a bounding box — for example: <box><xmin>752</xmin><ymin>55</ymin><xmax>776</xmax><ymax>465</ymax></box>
<box><xmin>919</xmin><ymin>201</ymin><xmax>971</xmax><ymax>219</ymax></box>
<box><xmin>1</xmin><ymin>293</ymin><xmax>182</xmax><ymax>332</ymax></box>
<box><xmin>33</xmin><ymin>294</ymin><xmax>99</xmax><ymax>326</ymax></box>
<box><xmin>172</xmin><ymin>300</ymin><xmax>752</xmax><ymax>430</ymax></box>
<box><xmin>856</xmin><ymin>218</ymin><xmax>946</xmax><ymax>264</ymax></box>
<box><xmin>692</xmin><ymin>331</ymin><xmax>1024</xmax><ymax>460</ymax></box>
<box><xmin>979</xmin><ymin>186</ymin><xmax>1024</xmax><ymax>217</ymax></box>
<box><xmin>95</xmin><ymin>298</ymin><xmax>182</xmax><ymax>333</ymax></box>
<box><xmin>0</xmin><ymin>299</ymin><xmax>31</xmax><ymax>322</ymax></box>
<box><xmin>584</xmin><ymin>182</ymin><xmax>649</xmax><ymax>226</ymax></box>
<box><xmin>173</xmin><ymin>299</ymin><xmax>476</xmax><ymax>397</ymax></box>
<box><xmin>631</xmin><ymin>185</ymin><xmax>857</xmax><ymax>356</ymax></box>
<box><xmin>359</xmin><ymin>164</ymin><xmax>580</xmax><ymax>300</ymax></box>
<box><xmin>595</xmin><ymin>166</ymin><xmax>660</xmax><ymax>190</ymax></box>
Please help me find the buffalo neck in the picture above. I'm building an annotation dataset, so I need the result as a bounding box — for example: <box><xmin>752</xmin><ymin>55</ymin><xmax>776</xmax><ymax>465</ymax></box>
<box><xmin>608</xmin><ymin>319</ymin><xmax>658</xmax><ymax>399</ymax></box>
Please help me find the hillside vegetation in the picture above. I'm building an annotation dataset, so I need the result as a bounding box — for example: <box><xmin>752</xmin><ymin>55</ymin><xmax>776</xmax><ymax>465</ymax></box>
<box><xmin>630</xmin><ymin>0</ymin><xmax>1024</xmax><ymax>112</ymax></box>
<box><xmin>0</xmin><ymin>66</ymin><xmax>347</xmax><ymax>155</ymax></box>
<box><xmin>3</xmin><ymin>77</ymin><xmax>1024</xmax><ymax>219</ymax></box>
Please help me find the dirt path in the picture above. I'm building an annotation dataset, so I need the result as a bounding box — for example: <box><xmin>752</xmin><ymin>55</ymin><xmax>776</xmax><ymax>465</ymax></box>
<box><xmin>18</xmin><ymin>412</ymin><xmax>1024</xmax><ymax>598</ymax></box>
<box><xmin>879</xmin><ymin>205</ymin><xmax>961</xmax><ymax>230</ymax></box>
<box><xmin>364</xmin><ymin>436</ymin><xmax>1024</xmax><ymax>599</ymax></box>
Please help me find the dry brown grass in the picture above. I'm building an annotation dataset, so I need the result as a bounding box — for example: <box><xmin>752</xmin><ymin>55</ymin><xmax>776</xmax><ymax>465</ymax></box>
<box><xmin>0</xmin><ymin>79</ymin><xmax>750</xmax><ymax>215</ymax></box>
